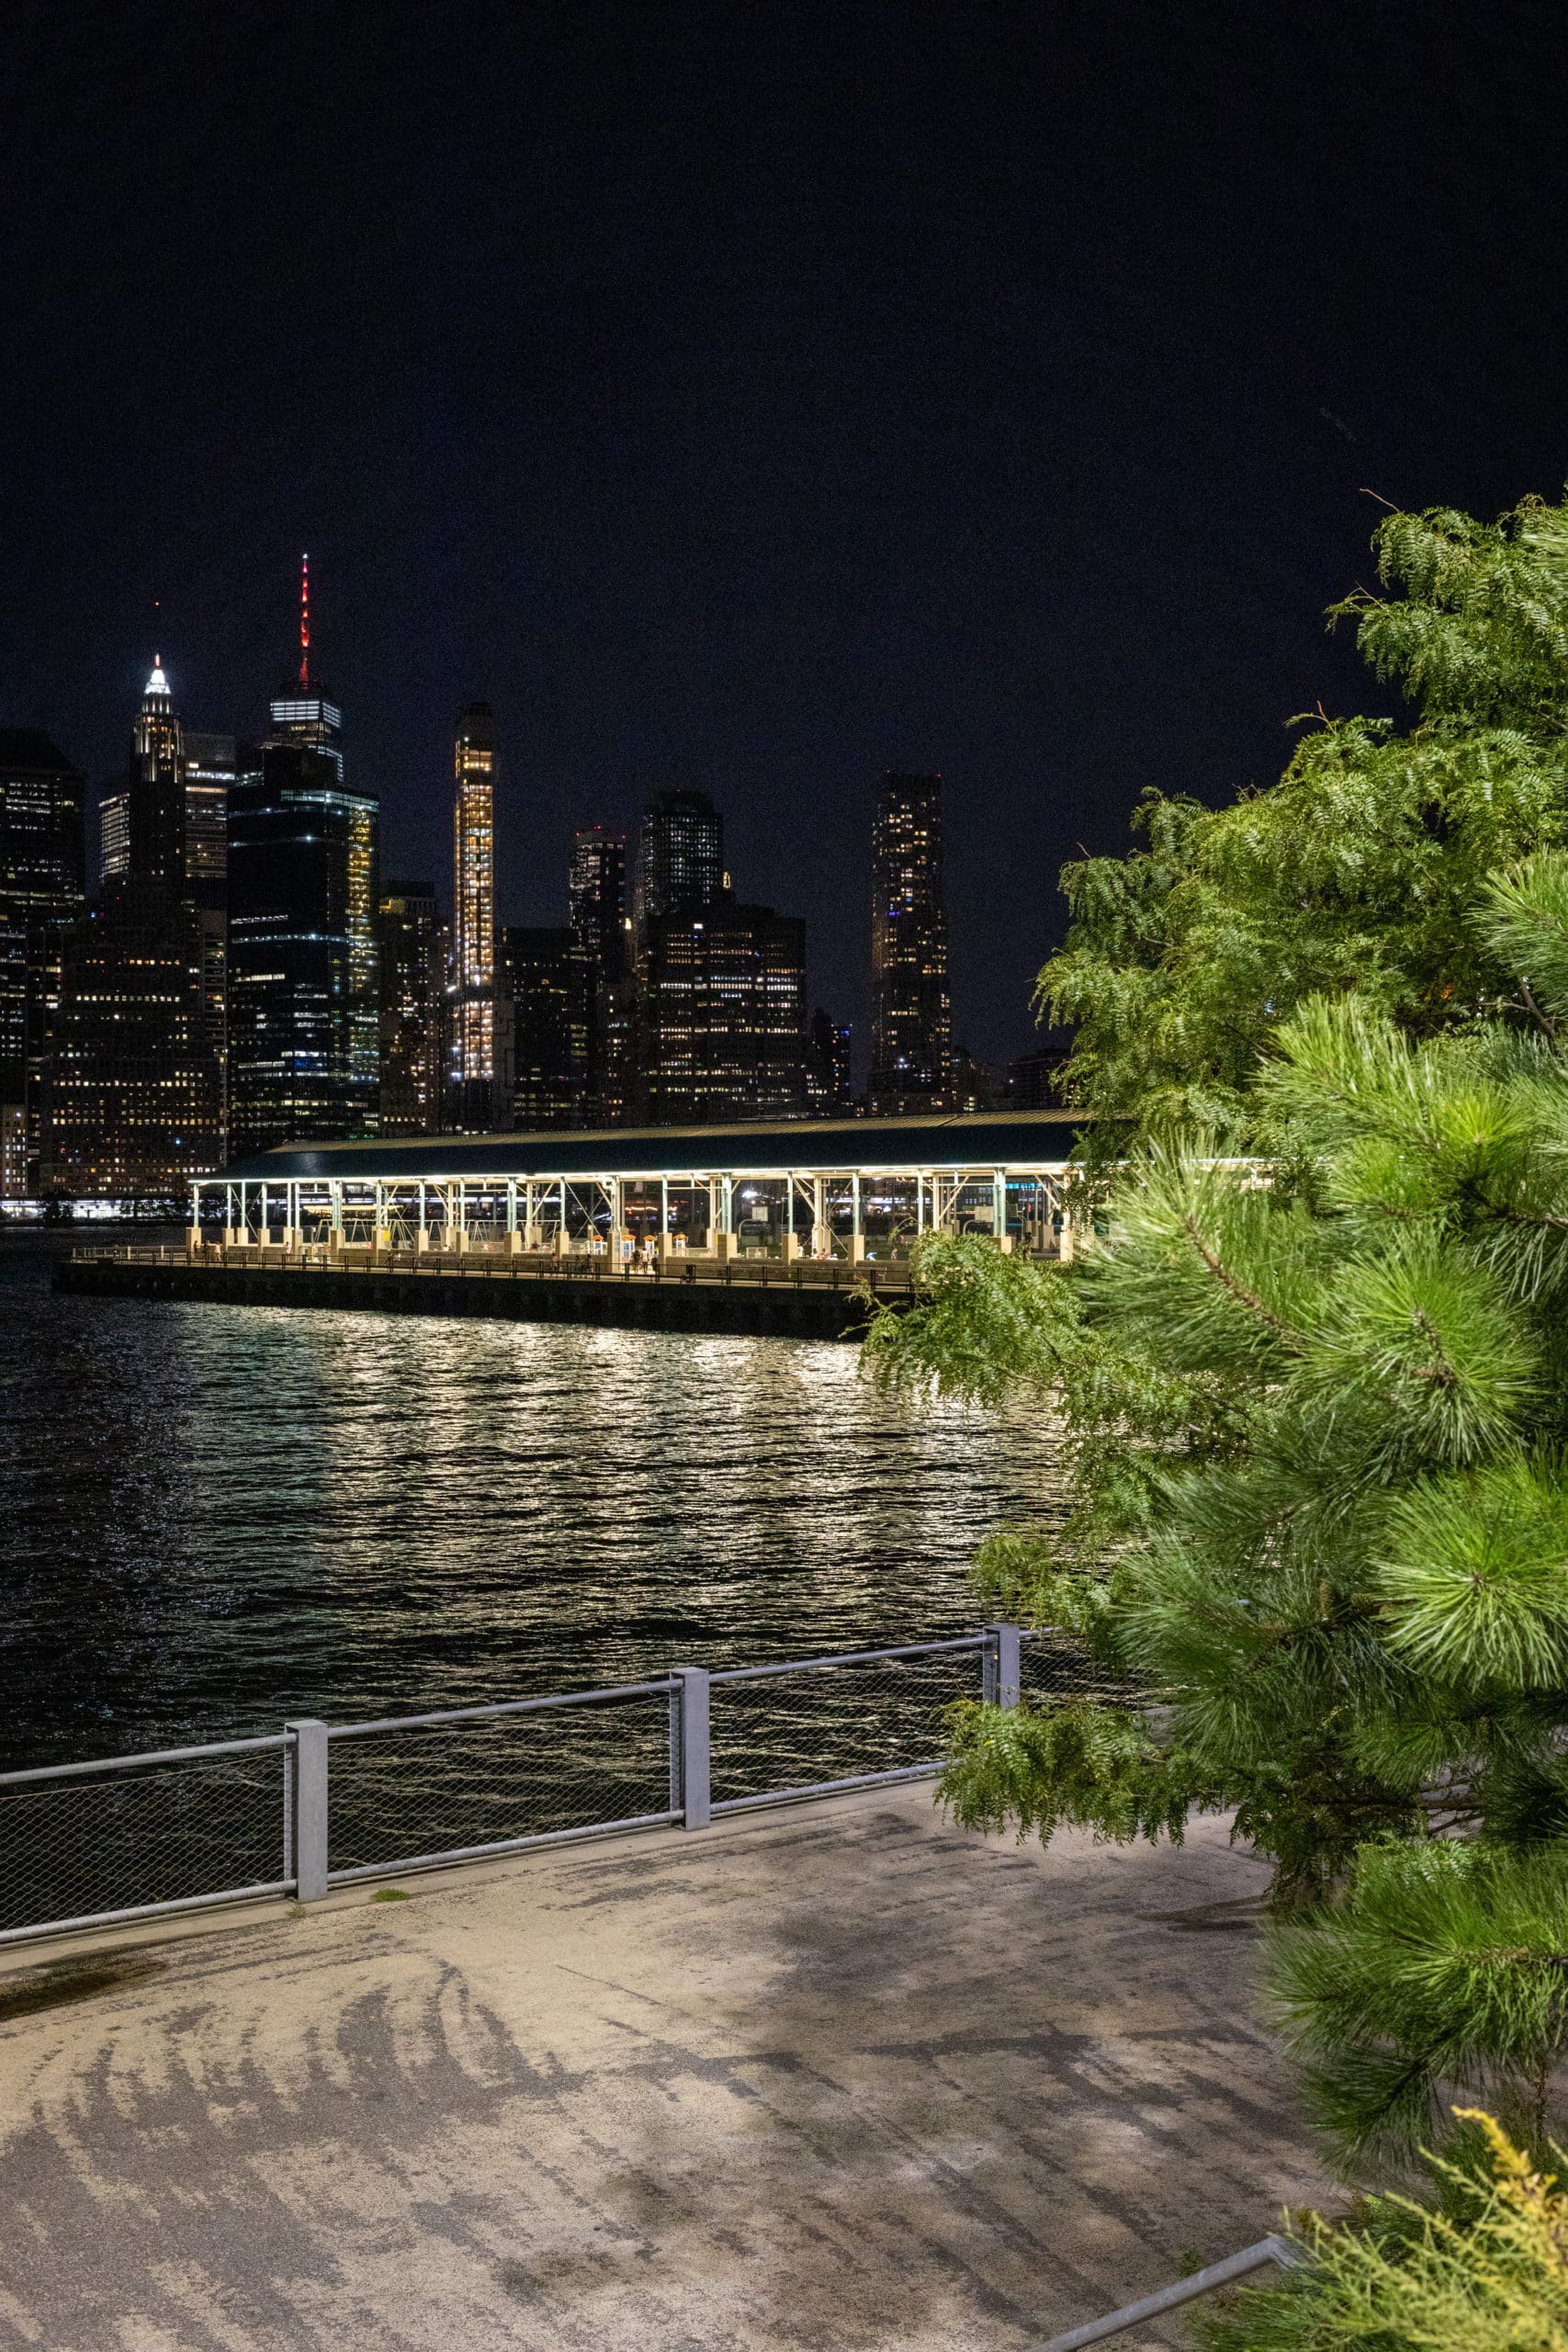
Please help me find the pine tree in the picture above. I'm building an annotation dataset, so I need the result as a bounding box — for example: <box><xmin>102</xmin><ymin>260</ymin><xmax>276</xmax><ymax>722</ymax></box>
<box><xmin>1042</xmin><ymin>492</ymin><xmax>1568</xmax><ymax>1147</ymax></box>
<box><xmin>866</xmin><ymin>854</ymin><xmax>1568</xmax><ymax>2168</ymax></box>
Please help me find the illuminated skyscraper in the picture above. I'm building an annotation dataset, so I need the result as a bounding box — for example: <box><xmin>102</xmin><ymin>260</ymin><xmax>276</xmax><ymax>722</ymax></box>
<box><xmin>502</xmin><ymin>924</ymin><xmax>579</xmax><ymax>1128</ymax></box>
<box><xmin>378</xmin><ymin>880</ymin><xmax>446</xmax><ymax>1136</ymax></box>
<box><xmin>228</xmin><ymin>743</ymin><xmax>379</xmax><ymax>1152</ymax></box>
<box><xmin>637</xmin><ymin>899</ymin><xmax>808</xmax><ymax>1124</ymax></box>
<box><xmin>266</xmin><ymin>556</ymin><xmax>344</xmax><ymax>777</ymax></box>
<box><xmin>631</xmin><ymin>789</ymin><xmax>724</xmax><ymax>947</ymax></box>
<box><xmin>127</xmin><ymin>658</ymin><xmax>186</xmax><ymax>886</ymax></box>
<box><xmin>184</xmin><ymin>730</ymin><xmax>232</xmax><ymax>1108</ymax></box>
<box><xmin>42</xmin><ymin>665</ymin><xmax>221</xmax><ymax>1197</ymax></box>
<box><xmin>569</xmin><ymin>824</ymin><xmax>627</xmax><ymax>1122</ymax></box>
<box><xmin>450</xmin><ymin>699</ymin><xmax>500</xmax><ymax>1129</ymax></box>
<box><xmin>0</xmin><ymin>730</ymin><xmax>85</xmax><ymax>1195</ymax></box>
<box><xmin>226</xmin><ymin>571</ymin><xmax>379</xmax><ymax>1151</ymax></box>
<box><xmin>869</xmin><ymin>772</ymin><xmax>951</xmax><ymax>1114</ymax></box>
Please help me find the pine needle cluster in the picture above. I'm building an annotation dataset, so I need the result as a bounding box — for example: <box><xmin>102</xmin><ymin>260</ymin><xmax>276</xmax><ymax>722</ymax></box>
<box><xmin>1042</xmin><ymin>491</ymin><xmax>1568</xmax><ymax>1150</ymax></box>
<box><xmin>864</xmin><ymin>854</ymin><xmax>1568</xmax><ymax>2168</ymax></box>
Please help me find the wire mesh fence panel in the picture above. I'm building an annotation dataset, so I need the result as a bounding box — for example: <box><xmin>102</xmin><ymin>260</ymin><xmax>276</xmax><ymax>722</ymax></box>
<box><xmin>325</xmin><ymin>1691</ymin><xmax>676</xmax><ymax>1876</ymax></box>
<box><xmin>709</xmin><ymin>1645</ymin><xmax>985</xmax><ymax>1808</ymax></box>
<box><xmin>0</xmin><ymin>1749</ymin><xmax>288</xmax><ymax>1934</ymax></box>
<box><xmin>1019</xmin><ymin>1630</ymin><xmax>1140</xmax><ymax>1706</ymax></box>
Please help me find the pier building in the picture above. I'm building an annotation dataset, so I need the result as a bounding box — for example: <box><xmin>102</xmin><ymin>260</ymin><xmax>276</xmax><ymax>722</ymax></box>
<box><xmin>189</xmin><ymin>1108</ymin><xmax>1088</xmax><ymax>1262</ymax></box>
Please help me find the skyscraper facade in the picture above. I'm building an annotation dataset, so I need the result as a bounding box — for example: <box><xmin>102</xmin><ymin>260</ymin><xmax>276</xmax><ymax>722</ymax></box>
<box><xmin>378</xmin><ymin>880</ymin><xmax>446</xmax><ymax>1136</ymax></box>
<box><xmin>184</xmin><ymin>729</ymin><xmax>232</xmax><ymax>1115</ymax></box>
<box><xmin>502</xmin><ymin>924</ymin><xmax>580</xmax><ymax>1129</ymax></box>
<box><xmin>869</xmin><ymin>772</ymin><xmax>951</xmax><ymax>1114</ymax></box>
<box><xmin>631</xmin><ymin>789</ymin><xmax>724</xmax><ymax>946</ymax></box>
<box><xmin>41</xmin><ymin>667</ymin><xmax>221</xmax><ymax>1196</ymax></box>
<box><xmin>569</xmin><ymin>824</ymin><xmax>627</xmax><ymax>1123</ymax></box>
<box><xmin>449</xmin><ymin>700</ymin><xmax>502</xmax><ymax>1130</ymax></box>
<box><xmin>227</xmin><ymin>742</ymin><xmax>379</xmax><ymax>1153</ymax></box>
<box><xmin>637</xmin><ymin>899</ymin><xmax>807</xmax><ymax>1124</ymax></box>
<box><xmin>0</xmin><ymin>730</ymin><xmax>85</xmax><ymax>1195</ymax></box>
<box><xmin>808</xmin><ymin>1008</ymin><xmax>853</xmax><ymax>1114</ymax></box>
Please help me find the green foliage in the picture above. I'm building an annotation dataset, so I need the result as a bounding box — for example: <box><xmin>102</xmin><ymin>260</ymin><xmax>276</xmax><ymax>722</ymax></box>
<box><xmin>866</xmin><ymin>855</ymin><xmax>1568</xmax><ymax>2167</ymax></box>
<box><xmin>1042</xmin><ymin>491</ymin><xmax>1568</xmax><ymax>1145</ymax></box>
<box><xmin>1196</xmin><ymin>2111</ymin><xmax>1568</xmax><ymax>2349</ymax></box>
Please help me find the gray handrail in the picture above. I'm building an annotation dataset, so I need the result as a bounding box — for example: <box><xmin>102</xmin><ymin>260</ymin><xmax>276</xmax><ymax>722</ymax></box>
<box><xmin>1031</xmin><ymin>2235</ymin><xmax>1303</xmax><ymax>2350</ymax></box>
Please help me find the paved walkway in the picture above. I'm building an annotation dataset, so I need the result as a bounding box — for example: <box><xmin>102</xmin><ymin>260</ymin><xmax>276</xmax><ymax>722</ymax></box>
<box><xmin>0</xmin><ymin>1788</ymin><xmax>1327</xmax><ymax>2351</ymax></box>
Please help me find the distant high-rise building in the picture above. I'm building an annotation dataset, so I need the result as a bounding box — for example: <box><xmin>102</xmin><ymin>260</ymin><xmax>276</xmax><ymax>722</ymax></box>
<box><xmin>266</xmin><ymin>555</ymin><xmax>344</xmax><ymax>778</ymax></box>
<box><xmin>570</xmin><ymin>826</ymin><xmax>628</xmax><ymax>979</ymax></box>
<box><xmin>41</xmin><ymin>879</ymin><xmax>220</xmax><ymax>1198</ymax></box>
<box><xmin>450</xmin><ymin>700</ymin><xmax>502</xmax><ymax>1129</ymax></box>
<box><xmin>808</xmin><ymin>1009</ymin><xmax>853</xmax><ymax>1114</ymax></box>
<box><xmin>41</xmin><ymin>668</ymin><xmax>221</xmax><ymax>1197</ymax></box>
<box><xmin>0</xmin><ymin>730</ymin><xmax>85</xmax><ymax>1195</ymax></box>
<box><xmin>378</xmin><ymin>881</ymin><xmax>446</xmax><ymax>1136</ymax></box>
<box><xmin>869</xmin><ymin>773</ymin><xmax>951</xmax><ymax>1114</ymax></box>
<box><xmin>502</xmin><ymin>925</ymin><xmax>580</xmax><ymax>1129</ymax></box>
<box><xmin>228</xmin><ymin>741</ymin><xmax>379</xmax><ymax>1153</ymax></box>
<box><xmin>127</xmin><ymin>659</ymin><xmax>186</xmax><ymax>887</ymax></box>
<box><xmin>1009</xmin><ymin>1044</ymin><xmax>1067</xmax><ymax>1110</ymax></box>
<box><xmin>569</xmin><ymin>825</ymin><xmax>628</xmax><ymax>1122</ymax></box>
<box><xmin>184</xmin><ymin>730</ymin><xmax>232</xmax><ymax>1122</ymax></box>
<box><xmin>97</xmin><ymin>788</ymin><xmax>130</xmax><ymax>889</ymax></box>
<box><xmin>637</xmin><ymin>899</ymin><xmax>808</xmax><ymax>1125</ymax></box>
<box><xmin>631</xmin><ymin>789</ymin><xmax>724</xmax><ymax>947</ymax></box>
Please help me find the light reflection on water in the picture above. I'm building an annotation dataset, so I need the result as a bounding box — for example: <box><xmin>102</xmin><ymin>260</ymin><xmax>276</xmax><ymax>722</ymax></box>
<box><xmin>2</xmin><ymin>1230</ymin><xmax>1064</xmax><ymax>1768</ymax></box>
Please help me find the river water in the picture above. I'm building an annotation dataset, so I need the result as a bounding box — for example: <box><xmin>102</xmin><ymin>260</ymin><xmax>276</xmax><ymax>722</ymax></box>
<box><xmin>1</xmin><ymin>1228</ymin><xmax>1063</xmax><ymax>1770</ymax></box>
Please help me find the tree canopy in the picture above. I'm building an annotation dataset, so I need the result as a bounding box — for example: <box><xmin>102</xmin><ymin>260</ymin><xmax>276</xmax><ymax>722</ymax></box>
<box><xmin>1043</xmin><ymin>493</ymin><xmax>1568</xmax><ymax>1142</ymax></box>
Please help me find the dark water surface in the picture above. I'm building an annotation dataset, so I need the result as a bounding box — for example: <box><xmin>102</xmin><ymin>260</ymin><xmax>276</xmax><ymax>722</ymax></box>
<box><xmin>1</xmin><ymin>1228</ymin><xmax>1062</xmax><ymax>1770</ymax></box>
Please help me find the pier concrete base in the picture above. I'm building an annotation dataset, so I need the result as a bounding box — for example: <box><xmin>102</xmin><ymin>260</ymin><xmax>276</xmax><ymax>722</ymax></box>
<box><xmin>53</xmin><ymin>1252</ymin><xmax>886</xmax><ymax>1339</ymax></box>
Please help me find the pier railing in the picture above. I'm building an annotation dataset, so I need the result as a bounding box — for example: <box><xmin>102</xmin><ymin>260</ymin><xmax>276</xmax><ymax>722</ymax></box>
<box><xmin>66</xmin><ymin>1241</ymin><xmax>918</xmax><ymax>1290</ymax></box>
<box><xmin>0</xmin><ymin>1626</ymin><xmax>1096</xmax><ymax>1943</ymax></box>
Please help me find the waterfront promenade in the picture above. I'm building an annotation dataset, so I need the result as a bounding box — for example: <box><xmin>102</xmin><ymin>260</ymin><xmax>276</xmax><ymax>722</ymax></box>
<box><xmin>0</xmin><ymin>1784</ymin><xmax>1325</xmax><ymax>2351</ymax></box>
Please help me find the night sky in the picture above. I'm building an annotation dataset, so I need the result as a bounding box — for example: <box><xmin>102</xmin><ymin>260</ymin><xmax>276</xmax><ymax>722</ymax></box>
<box><xmin>6</xmin><ymin>4</ymin><xmax>1568</xmax><ymax>1073</ymax></box>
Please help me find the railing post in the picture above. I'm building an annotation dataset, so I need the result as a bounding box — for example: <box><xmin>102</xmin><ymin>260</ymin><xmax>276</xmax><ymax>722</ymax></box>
<box><xmin>670</xmin><ymin>1668</ymin><xmax>710</xmax><ymax>1828</ymax></box>
<box><xmin>983</xmin><ymin>1623</ymin><xmax>1022</xmax><ymax>1708</ymax></box>
<box><xmin>285</xmin><ymin>1720</ymin><xmax>330</xmax><ymax>1900</ymax></box>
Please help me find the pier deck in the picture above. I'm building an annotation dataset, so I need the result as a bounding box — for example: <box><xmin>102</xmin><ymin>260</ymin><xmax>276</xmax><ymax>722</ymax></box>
<box><xmin>0</xmin><ymin>1781</ymin><xmax>1325</xmax><ymax>2351</ymax></box>
<box><xmin>54</xmin><ymin>1244</ymin><xmax>906</xmax><ymax>1336</ymax></box>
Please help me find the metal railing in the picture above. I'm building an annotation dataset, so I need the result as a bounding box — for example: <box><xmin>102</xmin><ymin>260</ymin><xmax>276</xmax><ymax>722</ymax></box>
<box><xmin>1031</xmin><ymin>2234</ymin><xmax>1303</xmax><ymax>2349</ymax></box>
<box><xmin>67</xmin><ymin>1242</ymin><xmax>918</xmax><ymax>1291</ymax></box>
<box><xmin>0</xmin><ymin>1625</ymin><xmax>1100</xmax><ymax>1945</ymax></box>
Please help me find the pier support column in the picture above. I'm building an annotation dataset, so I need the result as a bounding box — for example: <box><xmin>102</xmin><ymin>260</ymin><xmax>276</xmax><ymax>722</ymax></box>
<box><xmin>186</xmin><ymin>1226</ymin><xmax>201</xmax><ymax>1257</ymax></box>
<box><xmin>414</xmin><ymin>1228</ymin><xmax>429</xmax><ymax>1254</ymax></box>
<box><xmin>780</xmin><ymin>1231</ymin><xmax>800</xmax><ymax>1263</ymax></box>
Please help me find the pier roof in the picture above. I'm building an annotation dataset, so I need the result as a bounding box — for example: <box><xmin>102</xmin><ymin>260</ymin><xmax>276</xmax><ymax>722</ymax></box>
<box><xmin>222</xmin><ymin>1108</ymin><xmax>1088</xmax><ymax>1182</ymax></box>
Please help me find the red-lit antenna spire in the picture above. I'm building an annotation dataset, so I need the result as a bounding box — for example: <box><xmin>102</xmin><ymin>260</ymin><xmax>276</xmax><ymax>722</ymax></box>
<box><xmin>299</xmin><ymin>553</ymin><xmax>310</xmax><ymax>687</ymax></box>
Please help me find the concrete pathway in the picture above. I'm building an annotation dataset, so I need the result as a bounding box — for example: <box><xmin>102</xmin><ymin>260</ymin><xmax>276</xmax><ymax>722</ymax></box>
<box><xmin>0</xmin><ymin>1787</ymin><xmax>1328</xmax><ymax>2351</ymax></box>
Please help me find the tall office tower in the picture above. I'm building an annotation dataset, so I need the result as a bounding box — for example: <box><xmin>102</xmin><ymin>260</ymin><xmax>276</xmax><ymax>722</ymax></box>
<box><xmin>42</xmin><ymin>666</ymin><xmax>222</xmax><ymax>1199</ymax></box>
<box><xmin>447</xmin><ymin>699</ymin><xmax>499</xmax><ymax>1131</ymax></box>
<box><xmin>807</xmin><ymin>1009</ymin><xmax>852</xmax><ymax>1114</ymax></box>
<box><xmin>228</xmin><ymin>742</ymin><xmax>379</xmax><ymax>1153</ymax></box>
<box><xmin>184</xmin><ymin>730</ymin><xmax>233</xmax><ymax>1121</ymax></box>
<box><xmin>502</xmin><ymin>925</ymin><xmax>580</xmax><ymax>1129</ymax></box>
<box><xmin>637</xmin><ymin>899</ymin><xmax>808</xmax><ymax>1125</ymax></box>
<box><xmin>41</xmin><ymin>881</ymin><xmax>219</xmax><ymax>1197</ymax></box>
<box><xmin>0</xmin><ymin>731</ymin><xmax>85</xmax><ymax>1195</ymax></box>
<box><xmin>127</xmin><ymin>658</ymin><xmax>186</xmax><ymax>886</ymax></box>
<box><xmin>869</xmin><ymin>772</ymin><xmax>951</xmax><ymax>1114</ymax></box>
<box><xmin>631</xmin><ymin>789</ymin><xmax>724</xmax><ymax>946</ymax></box>
<box><xmin>568</xmin><ymin>824</ymin><xmax>627</xmax><ymax>1121</ymax></box>
<box><xmin>97</xmin><ymin>788</ymin><xmax>130</xmax><ymax>888</ymax></box>
<box><xmin>266</xmin><ymin>556</ymin><xmax>344</xmax><ymax>777</ymax></box>
<box><xmin>378</xmin><ymin>880</ymin><xmax>446</xmax><ymax>1135</ymax></box>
